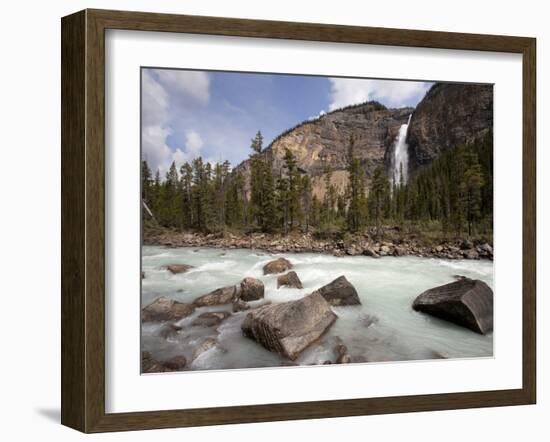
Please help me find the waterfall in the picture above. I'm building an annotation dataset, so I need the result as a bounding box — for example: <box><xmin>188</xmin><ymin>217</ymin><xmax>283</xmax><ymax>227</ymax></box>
<box><xmin>393</xmin><ymin>114</ymin><xmax>411</xmax><ymax>185</ymax></box>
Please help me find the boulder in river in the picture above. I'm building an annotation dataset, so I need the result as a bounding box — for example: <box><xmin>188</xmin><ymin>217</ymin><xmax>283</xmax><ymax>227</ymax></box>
<box><xmin>239</xmin><ymin>277</ymin><xmax>265</xmax><ymax>301</ymax></box>
<box><xmin>162</xmin><ymin>355</ymin><xmax>187</xmax><ymax>372</ymax></box>
<box><xmin>241</xmin><ymin>292</ymin><xmax>337</xmax><ymax>360</ymax></box>
<box><xmin>311</xmin><ymin>275</ymin><xmax>361</xmax><ymax>306</ymax></box>
<box><xmin>263</xmin><ymin>257</ymin><xmax>293</xmax><ymax>275</ymax></box>
<box><xmin>194</xmin><ymin>277</ymin><xmax>264</xmax><ymax>306</ymax></box>
<box><xmin>334</xmin><ymin>343</ymin><xmax>352</xmax><ymax>364</ymax></box>
<box><xmin>141</xmin><ymin>296</ymin><xmax>195</xmax><ymax>322</ymax></box>
<box><xmin>142</xmin><ymin>352</ymin><xmax>187</xmax><ymax>373</ymax></box>
<box><xmin>277</xmin><ymin>271</ymin><xmax>303</xmax><ymax>289</ymax></box>
<box><xmin>165</xmin><ymin>264</ymin><xmax>194</xmax><ymax>274</ymax></box>
<box><xmin>192</xmin><ymin>337</ymin><xmax>218</xmax><ymax>361</ymax></box>
<box><xmin>142</xmin><ymin>352</ymin><xmax>165</xmax><ymax>373</ymax></box>
<box><xmin>192</xmin><ymin>311</ymin><xmax>232</xmax><ymax>327</ymax></box>
<box><xmin>232</xmin><ymin>298</ymin><xmax>251</xmax><ymax>312</ymax></box>
<box><xmin>194</xmin><ymin>285</ymin><xmax>238</xmax><ymax>306</ymax></box>
<box><xmin>159</xmin><ymin>322</ymin><xmax>183</xmax><ymax>339</ymax></box>
<box><xmin>412</xmin><ymin>278</ymin><xmax>493</xmax><ymax>334</ymax></box>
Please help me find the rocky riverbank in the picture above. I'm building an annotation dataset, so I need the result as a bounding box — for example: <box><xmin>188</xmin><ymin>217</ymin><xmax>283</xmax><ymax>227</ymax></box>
<box><xmin>143</xmin><ymin>227</ymin><xmax>493</xmax><ymax>260</ymax></box>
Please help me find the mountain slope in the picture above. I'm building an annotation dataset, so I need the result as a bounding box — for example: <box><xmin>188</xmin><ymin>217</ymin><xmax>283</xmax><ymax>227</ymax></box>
<box><xmin>235</xmin><ymin>82</ymin><xmax>493</xmax><ymax>197</ymax></box>
<box><xmin>236</xmin><ymin>102</ymin><xmax>412</xmax><ymax>198</ymax></box>
<box><xmin>407</xmin><ymin>83</ymin><xmax>493</xmax><ymax>171</ymax></box>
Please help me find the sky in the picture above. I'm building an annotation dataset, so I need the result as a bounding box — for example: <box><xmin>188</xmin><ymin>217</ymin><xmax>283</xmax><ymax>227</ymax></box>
<box><xmin>141</xmin><ymin>68</ymin><xmax>433</xmax><ymax>175</ymax></box>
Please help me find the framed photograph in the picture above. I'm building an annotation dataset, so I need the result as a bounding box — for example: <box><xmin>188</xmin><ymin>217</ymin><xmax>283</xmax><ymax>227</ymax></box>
<box><xmin>61</xmin><ymin>9</ymin><xmax>536</xmax><ymax>433</ymax></box>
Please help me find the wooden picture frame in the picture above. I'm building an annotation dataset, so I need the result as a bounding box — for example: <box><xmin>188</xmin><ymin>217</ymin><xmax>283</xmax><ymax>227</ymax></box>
<box><xmin>61</xmin><ymin>8</ymin><xmax>536</xmax><ymax>433</ymax></box>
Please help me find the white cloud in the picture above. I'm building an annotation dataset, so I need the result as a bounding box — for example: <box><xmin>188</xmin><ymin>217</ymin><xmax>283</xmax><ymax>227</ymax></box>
<box><xmin>141</xmin><ymin>69</ymin><xmax>169</xmax><ymax>126</ymax></box>
<box><xmin>328</xmin><ymin>78</ymin><xmax>430</xmax><ymax>110</ymax></box>
<box><xmin>154</xmin><ymin>69</ymin><xmax>210</xmax><ymax>105</ymax></box>
<box><xmin>141</xmin><ymin>70</ymin><xmax>208</xmax><ymax>175</ymax></box>
<box><xmin>185</xmin><ymin>130</ymin><xmax>204</xmax><ymax>157</ymax></box>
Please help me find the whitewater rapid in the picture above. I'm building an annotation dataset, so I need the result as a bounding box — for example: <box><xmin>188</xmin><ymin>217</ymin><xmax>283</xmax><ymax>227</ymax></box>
<box><xmin>141</xmin><ymin>246</ymin><xmax>494</xmax><ymax>371</ymax></box>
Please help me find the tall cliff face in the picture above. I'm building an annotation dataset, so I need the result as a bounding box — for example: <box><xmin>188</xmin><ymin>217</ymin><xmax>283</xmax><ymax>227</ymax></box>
<box><xmin>236</xmin><ymin>102</ymin><xmax>412</xmax><ymax>198</ymax></box>
<box><xmin>235</xmin><ymin>83</ymin><xmax>492</xmax><ymax>197</ymax></box>
<box><xmin>406</xmin><ymin>83</ymin><xmax>493</xmax><ymax>171</ymax></box>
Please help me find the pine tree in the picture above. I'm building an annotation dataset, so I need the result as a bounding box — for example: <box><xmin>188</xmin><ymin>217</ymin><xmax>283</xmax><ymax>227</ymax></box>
<box><xmin>300</xmin><ymin>175</ymin><xmax>313</xmax><ymax>233</ymax></box>
<box><xmin>261</xmin><ymin>163</ymin><xmax>277</xmax><ymax>232</ymax></box>
<box><xmin>275</xmin><ymin>168</ymin><xmax>290</xmax><ymax>234</ymax></box>
<box><xmin>226</xmin><ymin>171</ymin><xmax>246</xmax><ymax>228</ymax></box>
<box><xmin>368</xmin><ymin>165</ymin><xmax>389</xmax><ymax>232</ymax></box>
<box><xmin>310</xmin><ymin>195</ymin><xmax>322</xmax><ymax>228</ymax></box>
<box><xmin>180</xmin><ymin>162</ymin><xmax>193</xmax><ymax>228</ymax></box>
<box><xmin>283</xmin><ymin>148</ymin><xmax>301</xmax><ymax>229</ymax></box>
<box><xmin>462</xmin><ymin>150</ymin><xmax>485</xmax><ymax>236</ymax></box>
<box><xmin>141</xmin><ymin>160</ymin><xmax>152</xmax><ymax>203</ymax></box>
<box><xmin>346</xmin><ymin>136</ymin><xmax>367</xmax><ymax>232</ymax></box>
<box><xmin>249</xmin><ymin>131</ymin><xmax>265</xmax><ymax>229</ymax></box>
<box><xmin>322</xmin><ymin>162</ymin><xmax>336</xmax><ymax>226</ymax></box>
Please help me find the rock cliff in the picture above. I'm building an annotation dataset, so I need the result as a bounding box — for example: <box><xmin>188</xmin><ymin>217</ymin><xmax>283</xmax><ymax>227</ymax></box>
<box><xmin>406</xmin><ymin>83</ymin><xmax>493</xmax><ymax>171</ymax></box>
<box><xmin>236</xmin><ymin>102</ymin><xmax>412</xmax><ymax>198</ymax></box>
<box><xmin>235</xmin><ymin>82</ymin><xmax>493</xmax><ymax>194</ymax></box>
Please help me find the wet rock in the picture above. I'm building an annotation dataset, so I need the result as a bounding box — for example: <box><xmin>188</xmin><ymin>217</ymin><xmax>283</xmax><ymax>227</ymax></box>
<box><xmin>336</xmin><ymin>354</ymin><xmax>352</xmax><ymax>364</ymax></box>
<box><xmin>142</xmin><ymin>351</ymin><xmax>165</xmax><ymax>373</ymax></box>
<box><xmin>277</xmin><ymin>271</ymin><xmax>303</xmax><ymax>289</ymax></box>
<box><xmin>241</xmin><ymin>292</ymin><xmax>337</xmax><ymax>360</ymax></box>
<box><xmin>428</xmin><ymin>350</ymin><xmax>448</xmax><ymax>359</ymax></box>
<box><xmin>311</xmin><ymin>275</ymin><xmax>361</xmax><ymax>306</ymax></box>
<box><xmin>345</xmin><ymin>246</ymin><xmax>361</xmax><ymax>256</ymax></box>
<box><xmin>463</xmin><ymin>249</ymin><xmax>479</xmax><ymax>260</ymax></box>
<box><xmin>363</xmin><ymin>247</ymin><xmax>380</xmax><ymax>258</ymax></box>
<box><xmin>192</xmin><ymin>311</ymin><xmax>231</xmax><ymax>327</ymax></box>
<box><xmin>162</xmin><ymin>355</ymin><xmax>187</xmax><ymax>371</ymax></box>
<box><xmin>479</xmin><ymin>243</ymin><xmax>493</xmax><ymax>254</ymax></box>
<box><xmin>412</xmin><ymin>278</ymin><xmax>493</xmax><ymax>334</ymax></box>
<box><xmin>165</xmin><ymin>264</ymin><xmax>194</xmax><ymax>274</ymax></box>
<box><xmin>460</xmin><ymin>239</ymin><xmax>474</xmax><ymax>250</ymax></box>
<box><xmin>334</xmin><ymin>343</ymin><xmax>352</xmax><ymax>364</ymax></box>
<box><xmin>194</xmin><ymin>277</ymin><xmax>264</xmax><ymax>306</ymax></box>
<box><xmin>359</xmin><ymin>313</ymin><xmax>379</xmax><ymax>328</ymax></box>
<box><xmin>452</xmin><ymin>274</ymin><xmax>468</xmax><ymax>281</ymax></box>
<box><xmin>232</xmin><ymin>299</ymin><xmax>251</xmax><ymax>312</ymax></box>
<box><xmin>141</xmin><ymin>296</ymin><xmax>195</xmax><ymax>322</ymax></box>
<box><xmin>159</xmin><ymin>322</ymin><xmax>183</xmax><ymax>339</ymax></box>
<box><xmin>194</xmin><ymin>285</ymin><xmax>238</xmax><ymax>306</ymax></box>
<box><xmin>192</xmin><ymin>337</ymin><xmax>218</xmax><ymax>361</ymax></box>
<box><xmin>263</xmin><ymin>257</ymin><xmax>293</xmax><ymax>275</ymax></box>
<box><xmin>239</xmin><ymin>277</ymin><xmax>265</xmax><ymax>301</ymax></box>
<box><xmin>393</xmin><ymin>246</ymin><xmax>406</xmax><ymax>257</ymax></box>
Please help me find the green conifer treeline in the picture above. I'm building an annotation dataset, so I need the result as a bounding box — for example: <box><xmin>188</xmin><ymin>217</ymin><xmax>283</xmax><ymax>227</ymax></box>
<box><xmin>142</xmin><ymin>130</ymin><xmax>493</xmax><ymax>237</ymax></box>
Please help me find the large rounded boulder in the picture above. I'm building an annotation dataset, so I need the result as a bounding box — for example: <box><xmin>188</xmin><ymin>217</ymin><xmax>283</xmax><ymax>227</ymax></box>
<box><xmin>412</xmin><ymin>278</ymin><xmax>493</xmax><ymax>334</ymax></box>
<box><xmin>263</xmin><ymin>257</ymin><xmax>292</xmax><ymax>275</ymax></box>
<box><xmin>239</xmin><ymin>277</ymin><xmax>265</xmax><ymax>301</ymax></box>
<box><xmin>241</xmin><ymin>292</ymin><xmax>337</xmax><ymax>360</ymax></box>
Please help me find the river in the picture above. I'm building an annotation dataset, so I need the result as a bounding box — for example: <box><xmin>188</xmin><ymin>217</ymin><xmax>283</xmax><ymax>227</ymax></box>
<box><xmin>141</xmin><ymin>246</ymin><xmax>493</xmax><ymax>371</ymax></box>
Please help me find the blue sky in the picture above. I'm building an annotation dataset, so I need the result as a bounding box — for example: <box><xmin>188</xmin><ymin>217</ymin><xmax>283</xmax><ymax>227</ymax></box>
<box><xmin>141</xmin><ymin>68</ymin><xmax>432</xmax><ymax>175</ymax></box>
